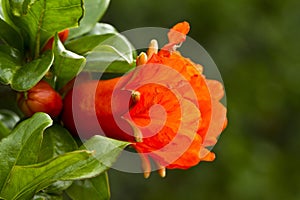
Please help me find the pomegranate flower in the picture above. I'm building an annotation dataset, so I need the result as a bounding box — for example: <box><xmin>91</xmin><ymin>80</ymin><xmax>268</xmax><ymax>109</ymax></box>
<box><xmin>62</xmin><ymin>22</ymin><xmax>227</xmax><ymax>178</ymax></box>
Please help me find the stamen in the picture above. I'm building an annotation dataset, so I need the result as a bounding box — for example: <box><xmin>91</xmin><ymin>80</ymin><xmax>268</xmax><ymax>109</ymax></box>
<box><xmin>131</xmin><ymin>91</ymin><xmax>141</xmax><ymax>104</ymax></box>
<box><xmin>136</xmin><ymin>52</ymin><xmax>148</xmax><ymax>66</ymax></box>
<box><xmin>139</xmin><ymin>154</ymin><xmax>151</xmax><ymax>179</ymax></box>
<box><xmin>147</xmin><ymin>39</ymin><xmax>158</xmax><ymax>58</ymax></box>
<box><xmin>158</xmin><ymin>167</ymin><xmax>166</xmax><ymax>178</ymax></box>
<box><xmin>121</xmin><ymin>116</ymin><xmax>143</xmax><ymax>142</ymax></box>
<box><xmin>155</xmin><ymin>161</ymin><xmax>167</xmax><ymax>178</ymax></box>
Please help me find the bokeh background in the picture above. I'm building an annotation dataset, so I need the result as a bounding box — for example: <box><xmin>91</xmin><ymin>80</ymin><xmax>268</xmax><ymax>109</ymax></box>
<box><xmin>102</xmin><ymin>0</ymin><xmax>300</xmax><ymax>199</ymax></box>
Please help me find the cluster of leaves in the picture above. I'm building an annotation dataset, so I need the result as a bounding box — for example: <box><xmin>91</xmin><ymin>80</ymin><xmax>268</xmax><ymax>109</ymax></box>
<box><xmin>0</xmin><ymin>0</ymin><xmax>136</xmax><ymax>199</ymax></box>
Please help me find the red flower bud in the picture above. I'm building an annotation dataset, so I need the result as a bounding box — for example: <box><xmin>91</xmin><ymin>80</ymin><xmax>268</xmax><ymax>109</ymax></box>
<box><xmin>42</xmin><ymin>29</ymin><xmax>69</xmax><ymax>51</ymax></box>
<box><xmin>17</xmin><ymin>80</ymin><xmax>63</xmax><ymax>118</ymax></box>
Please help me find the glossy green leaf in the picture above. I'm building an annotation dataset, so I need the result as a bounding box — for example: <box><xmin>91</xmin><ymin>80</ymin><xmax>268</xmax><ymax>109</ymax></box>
<box><xmin>69</xmin><ymin>0</ymin><xmax>110</xmax><ymax>39</ymax></box>
<box><xmin>85</xmin><ymin>44</ymin><xmax>135</xmax><ymax>73</ymax></box>
<box><xmin>0</xmin><ymin>47</ymin><xmax>50</xmax><ymax>90</ymax></box>
<box><xmin>66</xmin><ymin>32</ymin><xmax>135</xmax><ymax>73</ymax></box>
<box><xmin>89</xmin><ymin>23</ymin><xmax>117</xmax><ymax>35</ymax></box>
<box><xmin>2</xmin><ymin>0</ymin><xmax>84</xmax><ymax>57</ymax></box>
<box><xmin>62</xmin><ymin>135</ymin><xmax>129</xmax><ymax>180</ymax></box>
<box><xmin>38</xmin><ymin>124</ymin><xmax>78</xmax><ymax>162</ymax></box>
<box><xmin>0</xmin><ymin>123</ymin><xmax>127</xmax><ymax>199</ymax></box>
<box><xmin>0</xmin><ymin>45</ymin><xmax>22</xmax><ymax>63</ymax></box>
<box><xmin>0</xmin><ymin>18</ymin><xmax>23</xmax><ymax>50</ymax></box>
<box><xmin>0</xmin><ymin>113</ymin><xmax>52</xmax><ymax>191</ymax></box>
<box><xmin>0</xmin><ymin>46</ymin><xmax>21</xmax><ymax>85</ymax></box>
<box><xmin>65</xmin><ymin>34</ymin><xmax>117</xmax><ymax>55</ymax></box>
<box><xmin>0</xmin><ymin>109</ymin><xmax>19</xmax><ymax>130</ymax></box>
<box><xmin>65</xmin><ymin>23</ymin><xmax>118</xmax><ymax>55</ymax></box>
<box><xmin>53</xmin><ymin>34</ymin><xmax>86</xmax><ymax>90</ymax></box>
<box><xmin>0</xmin><ymin>2</ymin><xmax>4</xmax><ymax>19</ymax></box>
<box><xmin>42</xmin><ymin>180</ymin><xmax>73</xmax><ymax>195</ymax></box>
<box><xmin>66</xmin><ymin>173</ymin><xmax>110</xmax><ymax>200</ymax></box>
<box><xmin>11</xmin><ymin>51</ymin><xmax>54</xmax><ymax>91</ymax></box>
<box><xmin>0</xmin><ymin>120</ymin><xmax>10</xmax><ymax>139</ymax></box>
<box><xmin>38</xmin><ymin>124</ymin><xmax>77</xmax><ymax>193</ymax></box>
<box><xmin>0</xmin><ymin>150</ymin><xmax>94</xmax><ymax>200</ymax></box>
<box><xmin>0</xmin><ymin>109</ymin><xmax>20</xmax><ymax>139</ymax></box>
<box><xmin>32</xmin><ymin>136</ymin><xmax>129</xmax><ymax>186</ymax></box>
<box><xmin>33</xmin><ymin>192</ymin><xmax>63</xmax><ymax>200</ymax></box>
<box><xmin>85</xmin><ymin>33</ymin><xmax>134</xmax><ymax>70</ymax></box>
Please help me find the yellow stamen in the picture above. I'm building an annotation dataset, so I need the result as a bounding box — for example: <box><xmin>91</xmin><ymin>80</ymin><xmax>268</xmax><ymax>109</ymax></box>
<box><xmin>136</xmin><ymin>52</ymin><xmax>148</xmax><ymax>66</ymax></box>
<box><xmin>147</xmin><ymin>39</ymin><xmax>158</xmax><ymax>58</ymax></box>
<box><xmin>121</xmin><ymin>117</ymin><xmax>143</xmax><ymax>142</ymax></box>
<box><xmin>139</xmin><ymin>154</ymin><xmax>151</xmax><ymax>179</ymax></box>
<box><xmin>131</xmin><ymin>91</ymin><xmax>141</xmax><ymax>104</ymax></box>
<box><xmin>158</xmin><ymin>167</ymin><xmax>166</xmax><ymax>178</ymax></box>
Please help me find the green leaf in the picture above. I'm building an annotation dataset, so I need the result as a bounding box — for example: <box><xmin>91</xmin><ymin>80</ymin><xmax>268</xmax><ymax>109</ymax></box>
<box><xmin>64</xmin><ymin>136</ymin><xmax>128</xmax><ymax>200</ymax></box>
<box><xmin>0</xmin><ymin>110</ymin><xmax>19</xmax><ymax>130</ymax></box>
<box><xmin>0</xmin><ymin>120</ymin><xmax>10</xmax><ymax>139</ymax></box>
<box><xmin>0</xmin><ymin>46</ymin><xmax>53</xmax><ymax>91</ymax></box>
<box><xmin>38</xmin><ymin>124</ymin><xmax>78</xmax><ymax>162</ymax></box>
<box><xmin>0</xmin><ymin>115</ymin><xmax>127</xmax><ymax>199</ymax></box>
<box><xmin>42</xmin><ymin>180</ymin><xmax>73</xmax><ymax>195</ymax></box>
<box><xmin>66</xmin><ymin>32</ymin><xmax>135</xmax><ymax>74</ymax></box>
<box><xmin>0</xmin><ymin>109</ymin><xmax>20</xmax><ymax>139</ymax></box>
<box><xmin>69</xmin><ymin>0</ymin><xmax>110</xmax><ymax>39</ymax></box>
<box><xmin>0</xmin><ymin>150</ymin><xmax>94</xmax><ymax>200</ymax></box>
<box><xmin>11</xmin><ymin>51</ymin><xmax>54</xmax><ymax>91</ymax></box>
<box><xmin>66</xmin><ymin>173</ymin><xmax>110</xmax><ymax>200</ymax></box>
<box><xmin>65</xmin><ymin>23</ymin><xmax>119</xmax><ymax>55</ymax></box>
<box><xmin>2</xmin><ymin>0</ymin><xmax>84</xmax><ymax>58</ymax></box>
<box><xmin>33</xmin><ymin>192</ymin><xmax>63</xmax><ymax>200</ymax></box>
<box><xmin>64</xmin><ymin>135</ymin><xmax>129</xmax><ymax>179</ymax></box>
<box><xmin>0</xmin><ymin>113</ymin><xmax>52</xmax><ymax>191</ymax></box>
<box><xmin>85</xmin><ymin>44</ymin><xmax>135</xmax><ymax>73</ymax></box>
<box><xmin>86</xmin><ymin>33</ymin><xmax>134</xmax><ymax>66</ymax></box>
<box><xmin>0</xmin><ymin>45</ymin><xmax>22</xmax><ymax>63</ymax></box>
<box><xmin>53</xmin><ymin>34</ymin><xmax>86</xmax><ymax>90</ymax></box>
<box><xmin>38</xmin><ymin>124</ymin><xmax>77</xmax><ymax>193</ymax></box>
<box><xmin>0</xmin><ymin>2</ymin><xmax>4</xmax><ymax>19</ymax></box>
<box><xmin>0</xmin><ymin>18</ymin><xmax>23</xmax><ymax>51</ymax></box>
<box><xmin>0</xmin><ymin>46</ymin><xmax>22</xmax><ymax>85</ymax></box>
<box><xmin>65</xmin><ymin>34</ymin><xmax>117</xmax><ymax>55</ymax></box>
<box><xmin>89</xmin><ymin>23</ymin><xmax>118</xmax><ymax>35</ymax></box>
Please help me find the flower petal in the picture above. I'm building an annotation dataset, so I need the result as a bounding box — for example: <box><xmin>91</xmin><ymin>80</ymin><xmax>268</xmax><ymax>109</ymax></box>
<box><xmin>166</xmin><ymin>21</ymin><xmax>190</xmax><ymax>49</ymax></box>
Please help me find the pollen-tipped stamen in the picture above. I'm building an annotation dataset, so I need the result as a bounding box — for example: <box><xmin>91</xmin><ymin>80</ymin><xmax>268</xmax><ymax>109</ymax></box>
<box><xmin>121</xmin><ymin>116</ymin><xmax>143</xmax><ymax>142</ymax></box>
<box><xmin>147</xmin><ymin>39</ymin><xmax>158</xmax><ymax>58</ymax></box>
<box><xmin>136</xmin><ymin>52</ymin><xmax>148</xmax><ymax>66</ymax></box>
<box><xmin>139</xmin><ymin>154</ymin><xmax>151</xmax><ymax>179</ymax></box>
<box><xmin>131</xmin><ymin>90</ymin><xmax>141</xmax><ymax>104</ymax></box>
<box><xmin>158</xmin><ymin>167</ymin><xmax>166</xmax><ymax>178</ymax></box>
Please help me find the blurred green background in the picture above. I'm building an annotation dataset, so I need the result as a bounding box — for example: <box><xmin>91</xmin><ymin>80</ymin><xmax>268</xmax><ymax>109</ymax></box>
<box><xmin>102</xmin><ymin>0</ymin><xmax>300</xmax><ymax>199</ymax></box>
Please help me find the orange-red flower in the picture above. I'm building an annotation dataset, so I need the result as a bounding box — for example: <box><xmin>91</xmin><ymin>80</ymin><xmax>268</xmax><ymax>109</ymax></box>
<box><xmin>62</xmin><ymin>21</ymin><xmax>227</xmax><ymax>177</ymax></box>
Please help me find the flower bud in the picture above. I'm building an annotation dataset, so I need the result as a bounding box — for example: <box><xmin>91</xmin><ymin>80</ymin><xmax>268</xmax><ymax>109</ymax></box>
<box><xmin>17</xmin><ymin>80</ymin><xmax>63</xmax><ymax>118</ymax></box>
